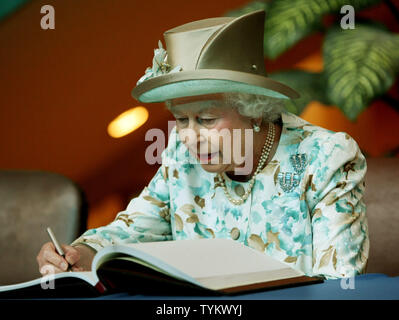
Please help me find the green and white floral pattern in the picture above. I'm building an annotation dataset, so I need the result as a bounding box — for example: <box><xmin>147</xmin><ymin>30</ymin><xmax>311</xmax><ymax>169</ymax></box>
<box><xmin>72</xmin><ymin>111</ymin><xmax>369</xmax><ymax>279</ymax></box>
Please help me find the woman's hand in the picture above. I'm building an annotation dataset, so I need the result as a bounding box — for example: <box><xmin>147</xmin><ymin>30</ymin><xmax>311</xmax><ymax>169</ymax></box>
<box><xmin>37</xmin><ymin>242</ymin><xmax>95</xmax><ymax>275</ymax></box>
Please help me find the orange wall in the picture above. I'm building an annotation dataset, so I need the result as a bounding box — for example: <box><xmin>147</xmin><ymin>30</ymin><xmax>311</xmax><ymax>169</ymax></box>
<box><xmin>0</xmin><ymin>0</ymin><xmax>251</xmax><ymax>181</ymax></box>
<box><xmin>0</xmin><ymin>0</ymin><xmax>252</xmax><ymax>227</ymax></box>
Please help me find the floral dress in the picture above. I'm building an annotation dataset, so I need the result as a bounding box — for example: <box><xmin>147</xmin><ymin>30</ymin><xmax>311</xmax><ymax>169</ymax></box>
<box><xmin>72</xmin><ymin>111</ymin><xmax>369</xmax><ymax>279</ymax></box>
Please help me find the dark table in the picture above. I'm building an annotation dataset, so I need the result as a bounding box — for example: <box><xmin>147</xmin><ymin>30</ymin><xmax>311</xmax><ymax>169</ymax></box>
<box><xmin>3</xmin><ymin>274</ymin><xmax>398</xmax><ymax>318</ymax></box>
<box><xmin>85</xmin><ymin>273</ymin><xmax>398</xmax><ymax>300</ymax></box>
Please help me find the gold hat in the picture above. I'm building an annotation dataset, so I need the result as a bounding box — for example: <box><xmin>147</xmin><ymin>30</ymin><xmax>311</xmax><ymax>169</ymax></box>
<box><xmin>132</xmin><ymin>10</ymin><xmax>300</xmax><ymax>103</ymax></box>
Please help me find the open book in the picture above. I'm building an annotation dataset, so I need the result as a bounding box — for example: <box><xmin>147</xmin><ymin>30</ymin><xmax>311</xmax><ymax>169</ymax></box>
<box><xmin>0</xmin><ymin>239</ymin><xmax>322</xmax><ymax>298</ymax></box>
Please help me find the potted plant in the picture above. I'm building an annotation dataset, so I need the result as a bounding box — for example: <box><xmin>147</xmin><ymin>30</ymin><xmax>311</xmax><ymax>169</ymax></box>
<box><xmin>227</xmin><ymin>0</ymin><xmax>399</xmax><ymax>156</ymax></box>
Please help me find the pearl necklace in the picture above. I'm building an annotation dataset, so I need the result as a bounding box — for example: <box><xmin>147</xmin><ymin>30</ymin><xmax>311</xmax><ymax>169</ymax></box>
<box><xmin>216</xmin><ymin>123</ymin><xmax>275</xmax><ymax>206</ymax></box>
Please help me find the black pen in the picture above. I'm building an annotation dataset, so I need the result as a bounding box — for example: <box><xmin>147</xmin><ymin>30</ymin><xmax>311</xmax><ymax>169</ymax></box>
<box><xmin>46</xmin><ymin>227</ymin><xmax>72</xmax><ymax>272</ymax></box>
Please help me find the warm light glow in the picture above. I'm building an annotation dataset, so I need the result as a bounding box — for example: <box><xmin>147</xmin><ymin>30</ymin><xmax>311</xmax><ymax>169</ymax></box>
<box><xmin>107</xmin><ymin>106</ymin><xmax>149</xmax><ymax>138</ymax></box>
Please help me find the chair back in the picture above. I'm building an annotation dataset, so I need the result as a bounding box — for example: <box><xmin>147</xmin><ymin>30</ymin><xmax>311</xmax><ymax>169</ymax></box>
<box><xmin>364</xmin><ymin>157</ymin><xmax>399</xmax><ymax>276</ymax></box>
<box><xmin>0</xmin><ymin>170</ymin><xmax>87</xmax><ymax>284</ymax></box>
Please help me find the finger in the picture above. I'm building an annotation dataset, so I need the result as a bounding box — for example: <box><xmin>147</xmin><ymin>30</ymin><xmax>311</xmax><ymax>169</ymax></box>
<box><xmin>43</xmin><ymin>248</ymin><xmax>69</xmax><ymax>271</ymax></box>
<box><xmin>63</xmin><ymin>245</ymin><xmax>80</xmax><ymax>266</ymax></box>
<box><xmin>71</xmin><ymin>266</ymin><xmax>84</xmax><ymax>272</ymax></box>
<box><xmin>40</xmin><ymin>263</ymin><xmax>64</xmax><ymax>276</ymax></box>
<box><xmin>37</xmin><ymin>242</ymin><xmax>56</xmax><ymax>270</ymax></box>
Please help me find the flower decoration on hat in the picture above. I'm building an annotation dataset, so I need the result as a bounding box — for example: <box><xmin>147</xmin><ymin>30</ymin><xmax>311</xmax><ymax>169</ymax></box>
<box><xmin>136</xmin><ymin>40</ymin><xmax>182</xmax><ymax>85</ymax></box>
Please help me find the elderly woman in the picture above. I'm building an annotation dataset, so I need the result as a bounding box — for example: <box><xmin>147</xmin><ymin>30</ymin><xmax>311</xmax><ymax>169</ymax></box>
<box><xmin>37</xmin><ymin>10</ymin><xmax>369</xmax><ymax>279</ymax></box>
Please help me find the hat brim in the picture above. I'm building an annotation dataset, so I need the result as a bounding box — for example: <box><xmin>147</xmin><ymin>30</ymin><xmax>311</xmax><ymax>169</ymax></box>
<box><xmin>131</xmin><ymin>69</ymin><xmax>300</xmax><ymax>103</ymax></box>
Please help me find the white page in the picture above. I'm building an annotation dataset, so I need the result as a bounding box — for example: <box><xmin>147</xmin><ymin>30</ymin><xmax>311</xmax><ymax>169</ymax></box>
<box><xmin>102</xmin><ymin>239</ymin><xmax>303</xmax><ymax>281</ymax></box>
<box><xmin>0</xmin><ymin>271</ymin><xmax>97</xmax><ymax>293</ymax></box>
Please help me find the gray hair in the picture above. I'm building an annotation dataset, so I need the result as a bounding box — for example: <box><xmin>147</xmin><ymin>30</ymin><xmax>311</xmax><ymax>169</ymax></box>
<box><xmin>164</xmin><ymin>92</ymin><xmax>285</xmax><ymax>123</ymax></box>
<box><xmin>222</xmin><ymin>92</ymin><xmax>285</xmax><ymax>123</ymax></box>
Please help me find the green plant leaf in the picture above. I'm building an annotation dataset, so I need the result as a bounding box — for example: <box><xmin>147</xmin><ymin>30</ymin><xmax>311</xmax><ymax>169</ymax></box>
<box><xmin>323</xmin><ymin>24</ymin><xmax>399</xmax><ymax>121</ymax></box>
<box><xmin>264</xmin><ymin>0</ymin><xmax>323</xmax><ymax>59</ymax></box>
<box><xmin>261</xmin><ymin>0</ymin><xmax>381</xmax><ymax>59</ymax></box>
<box><xmin>269</xmin><ymin>70</ymin><xmax>328</xmax><ymax>115</ymax></box>
<box><xmin>0</xmin><ymin>0</ymin><xmax>31</xmax><ymax>22</ymax></box>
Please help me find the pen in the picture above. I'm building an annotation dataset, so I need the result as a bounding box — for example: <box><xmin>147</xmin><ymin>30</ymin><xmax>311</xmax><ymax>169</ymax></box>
<box><xmin>46</xmin><ymin>227</ymin><xmax>72</xmax><ymax>272</ymax></box>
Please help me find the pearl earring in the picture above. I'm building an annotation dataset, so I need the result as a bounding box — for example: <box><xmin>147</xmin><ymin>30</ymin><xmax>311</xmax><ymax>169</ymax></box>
<box><xmin>253</xmin><ymin>124</ymin><xmax>260</xmax><ymax>132</ymax></box>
